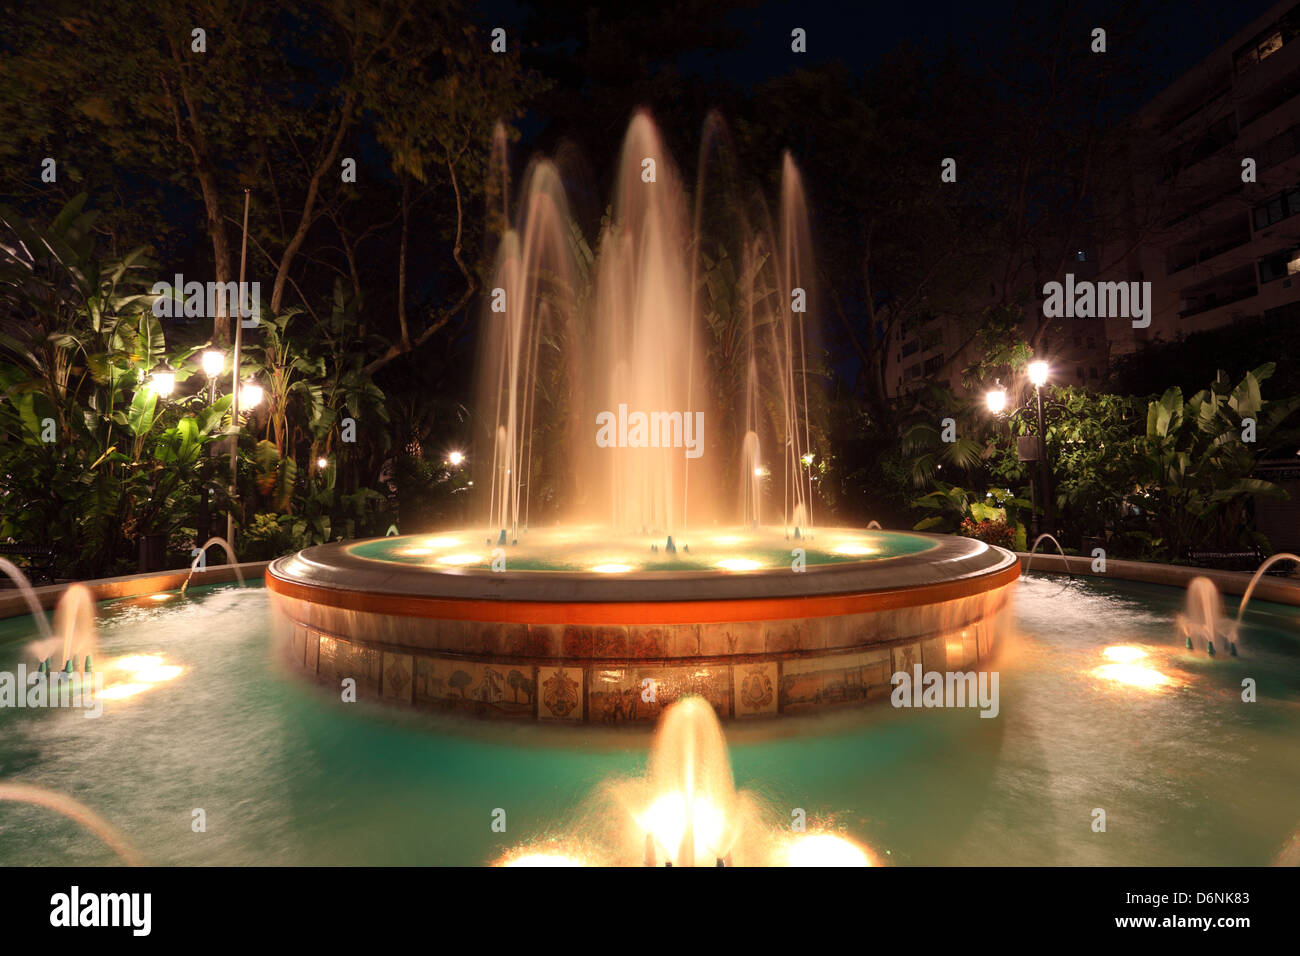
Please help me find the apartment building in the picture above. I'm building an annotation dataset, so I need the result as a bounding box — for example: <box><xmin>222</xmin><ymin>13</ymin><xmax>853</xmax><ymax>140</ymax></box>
<box><xmin>886</xmin><ymin>2</ymin><xmax>1300</xmax><ymax>399</ymax></box>
<box><xmin>1105</xmin><ymin>0</ymin><xmax>1300</xmax><ymax>356</ymax></box>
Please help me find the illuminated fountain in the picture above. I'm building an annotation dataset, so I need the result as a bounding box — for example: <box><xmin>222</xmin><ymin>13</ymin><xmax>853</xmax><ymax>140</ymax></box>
<box><xmin>266</xmin><ymin>112</ymin><xmax>1019</xmax><ymax>721</ymax></box>
<box><xmin>1176</xmin><ymin>576</ymin><xmax>1241</xmax><ymax>657</ymax></box>
<box><xmin>0</xmin><ymin>561</ymin><xmax>184</xmax><ymax>705</ymax></box>
<box><xmin>497</xmin><ymin>696</ymin><xmax>874</xmax><ymax>866</ymax></box>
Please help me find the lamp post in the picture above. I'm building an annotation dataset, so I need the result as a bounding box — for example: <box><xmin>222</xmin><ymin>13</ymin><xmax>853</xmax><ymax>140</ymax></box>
<box><xmin>984</xmin><ymin>363</ymin><xmax>1055</xmax><ymax>542</ymax></box>
<box><xmin>227</xmin><ymin>188</ymin><xmax>252</xmax><ymax>548</ymax></box>
<box><xmin>198</xmin><ymin>349</ymin><xmax>224</xmax><ymax>548</ymax></box>
<box><xmin>1027</xmin><ymin>361</ymin><xmax>1055</xmax><ymax>536</ymax></box>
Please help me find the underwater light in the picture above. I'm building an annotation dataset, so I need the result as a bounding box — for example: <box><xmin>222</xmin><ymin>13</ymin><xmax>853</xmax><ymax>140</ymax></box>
<box><xmin>715</xmin><ymin>558</ymin><xmax>762</xmax><ymax>571</ymax></box>
<box><xmin>833</xmin><ymin>542</ymin><xmax>874</xmax><ymax>556</ymax></box>
<box><xmin>96</xmin><ymin>683</ymin><xmax>152</xmax><ymax>701</ymax></box>
<box><xmin>132</xmin><ymin>664</ymin><xmax>183</xmax><ymax>683</ymax></box>
<box><xmin>437</xmin><ymin>553</ymin><xmax>484</xmax><ymax>566</ymax></box>
<box><xmin>590</xmin><ymin>564</ymin><xmax>634</xmax><ymax>574</ymax></box>
<box><xmin>1091</xmin><ymin>647</ymin><xmax>1173</xmax><ymax>690</ymax></box>
<box><xmin>502</xmin><ymin>853</ymin><xmax>584</xmax><ymax>867</ymax></box>
<box><xmin>114</xmin><ymin>655</ymin><xmax>164</xmax><ymax>672</ymax></box>
<box><xmin>785</xmin><ymin>833</ymin><xmax>872</xmax><ymax>867</ymax></box>
<box><xmin>637</xmin><ymin>792</ymin><xmax>727</xmax><ymax>864</ymax></box>
<box><xmin>98</xmin><ymin>654</ymin><xmax>184</xmax><ymax>701</ymax></box>
<box><xmin>1090</xmin><ymin>663</ymin><xmax>1173</xmax><ymax>689</ymax></box>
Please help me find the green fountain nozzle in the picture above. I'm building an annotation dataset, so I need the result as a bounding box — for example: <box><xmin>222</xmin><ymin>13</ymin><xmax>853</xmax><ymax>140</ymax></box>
<box><xmin>1229</xmin><ymin>642</ymin><xmax>1238</xmax><ymax>657</ymax></box>
<box><xmin>1207</xmin><ymin>640</ymin><xmax>1216</xmax><ymax>657</ymax></box>
<box><xmin>794</xmin><ymin>527</ymin><xmax>802</xmax><ymax>540</ymax></box>
<box><xmin>1185</xmin><ymin>636</ymin><xmax>1194</xmax><ymax>650</ymax></box>
<box><xmin>683</xmin><ymin>544</ymin><xmax>689</xmax><ymax>553</ymax></box>
<box><xmin>665</xmin><ymin>536</ymin><xmax>676</xmax><ymax>554</ymax></box>
<box><xmin>83</xmin><ymin>655</ymin><xmax>92</xmax><ymax>673</ymax></box>
<box><xmin>63</xmin><ymin>658</ymin><xmax>74</xmax><ymax>674</ymax></box>
<box><xmin>37</xmin><ymin>659</ymin><xmax>48</xmax><ymax>675</ymax></box>
<box><xmin>496</xmin><ymin>529</ymin><xmax>507</xmax><ymax>546</ymax></box>
<box><xmin>715</xmin><ymin>857</ymin><xmax>725</xmax><ymax>867</ymax></box>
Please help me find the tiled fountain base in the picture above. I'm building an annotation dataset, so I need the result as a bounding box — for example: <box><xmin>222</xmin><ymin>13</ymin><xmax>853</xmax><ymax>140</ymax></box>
<box><xmin>268</xmin><ymin>580</ymin><xmax>1015</xmax><ymax>724</ymax></box>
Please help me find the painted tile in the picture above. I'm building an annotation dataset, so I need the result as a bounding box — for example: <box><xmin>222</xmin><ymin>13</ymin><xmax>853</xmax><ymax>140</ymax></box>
<box><xmin>734</xmin><ymin>662</ymin><xmax>778</xmax><ymax>717</ymax></box>
<box><xmin>382</xmin><ymin>652</ymin><xmax>413</xmax><ymax>704</ymax></box>
<box><xmin>537</xmin><ymin>664</ymin><xmax>584</xmax><ymax>721</ymax></box>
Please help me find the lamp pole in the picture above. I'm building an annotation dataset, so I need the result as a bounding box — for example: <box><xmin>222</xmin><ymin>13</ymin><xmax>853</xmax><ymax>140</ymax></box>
<box><xmin>227</xmin><ymin>188</ymin><xmax>251</xmax><ymax>547</ymax></box>
<box><xmin>1034</xmin><ymin>383</ymin><xmax>1053</xmax><ymax>534</ymax></box>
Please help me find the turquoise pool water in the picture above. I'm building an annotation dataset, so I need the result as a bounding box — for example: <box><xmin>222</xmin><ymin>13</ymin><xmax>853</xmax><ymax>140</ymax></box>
<box><xmin>346</xmin><ymin>527</ymin><xmax>938</xmax><ymax>572</ymax></box>
<box><xmin>0</xmin><ymin>573</ymin><xmax>1297</xmax><ymax>865</ymax></box>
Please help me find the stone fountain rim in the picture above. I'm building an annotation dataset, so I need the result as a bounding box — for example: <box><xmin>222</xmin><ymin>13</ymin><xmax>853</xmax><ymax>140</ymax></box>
<box><xmin>267</xmin><ymin>532</ymin><xmax>1017</xmax><ymax>607</ymax></box>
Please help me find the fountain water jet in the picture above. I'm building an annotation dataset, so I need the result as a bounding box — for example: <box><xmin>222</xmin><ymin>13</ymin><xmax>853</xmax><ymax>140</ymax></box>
<box><xmin>51</xmin><ymin>583</ymin><xmax>96</xmax><ymax>672</ymax></box>
<box><xmin>180</xmin><ymin>536</ymin><xmax>246</xmax><ymax>598</ymax></box>
<box><xmin>1177</xmin><ymin>576</ymin><xmax>1232</xmax><ymax>656</ymax></box>
<box><xmin>1230</xmin><ymin>553</ymin><xmax>1300</xmax><ymax>648</ymax></box>
<box><xmin>1026</xmin><ymin>534</ymin><xmax>1073</xmax><ymax>577</ymax></box>
<box><xmin>0</xmin><ymin>557</ymin><xmax>53</xmax><ymax>643</ymax></box>
<box><xmin>267</xmin><ymin>112</ymin><xmax>1019</xmax><ymax>723</ymax></box>
<box><xmin>0</xmin><ymin>784</ymin><xmax>143</xmax><ymax>865</ymax></box>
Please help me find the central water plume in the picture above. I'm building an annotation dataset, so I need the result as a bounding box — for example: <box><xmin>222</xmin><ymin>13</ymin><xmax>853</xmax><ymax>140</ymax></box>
<box><xmin>479</xmin><ymin>110</ymin><xmax>820</xmax><ymax>538</ymax></box>
<box><xmin>606</xmin><ymin>695</ymin><xmax>767</xmax><ymax>866</ymax></box>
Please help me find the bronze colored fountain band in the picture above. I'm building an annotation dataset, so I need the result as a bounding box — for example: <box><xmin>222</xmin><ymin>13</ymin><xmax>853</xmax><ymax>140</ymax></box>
<box><xmin>265</xmin><ymin>561</ymin><xmax>1020</xmax><ymax>627</ymax></box>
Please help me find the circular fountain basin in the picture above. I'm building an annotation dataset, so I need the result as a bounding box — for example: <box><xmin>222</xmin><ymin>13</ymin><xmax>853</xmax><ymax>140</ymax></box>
<box><xmin>266</xmin><ymin>527</ymin><xmax>1018</xmax><ymax>722</ymax></box>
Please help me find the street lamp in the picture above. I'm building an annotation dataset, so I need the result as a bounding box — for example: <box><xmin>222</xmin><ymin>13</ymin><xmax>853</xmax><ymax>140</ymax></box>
<box><xmin>984</xmin><ymin>386</ymin><xmax>1008</xmax><ymax>414</ymax></box>
<box><xmin>201</xmin><ymin>349</ymin><xmax>224</xmax><ymax>404</ymax></box>
<box><xmin>147</xmin><ymin>361</ymin><xmax>175</xmax><ymax>398</ymax></box>
<box><xmin>1027</xmin><ymin>360</ymin><xmax>1050</xmax><ymax>388</ymax></box>
<box><xmin>201</xmin><ymin>349</ymin><xmax>225</xmax><ymax>379</ymax></box>
<box><xmin>239</xmin><ymin>378</ymin><xmax>263</xmax><ymax>409</ymax></box>
<box><xmin>225</xmin><ymin>187</ymin><xmax>253</xmax><ymax>551</ymax></box>
<box><xmin>1027</xmin><ymin>362</ymin><xmax>1054</xmax><ymax>537</ymax></box>
<box><xmin>448</xmin><ymin>450</ymin><xmax>465</xmax><ymax>467</ymax></box>
<box><xmin>984</xmin><ymin>367</ymin><xmax>1055</xmax><ymax>541</ymax></box>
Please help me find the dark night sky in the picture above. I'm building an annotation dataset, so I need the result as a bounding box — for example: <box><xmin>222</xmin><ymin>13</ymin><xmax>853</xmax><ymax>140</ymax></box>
<box><xmin>682</xmin><ymin>0</ymin><xmax>1275</xmax><ymax>88</ymax></box>
<box><xmin>485</xmin><ymin>0</ymin><xmax>1278</xmax><ymax>105</ymax></box>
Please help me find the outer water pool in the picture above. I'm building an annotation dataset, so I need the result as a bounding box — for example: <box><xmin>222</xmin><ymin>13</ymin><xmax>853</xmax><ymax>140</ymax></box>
<box><xmin>0</xmin><ymin>574</ymin><xmax>1297</xmax><ymax>866</ymax></box>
